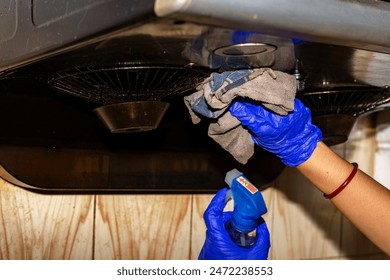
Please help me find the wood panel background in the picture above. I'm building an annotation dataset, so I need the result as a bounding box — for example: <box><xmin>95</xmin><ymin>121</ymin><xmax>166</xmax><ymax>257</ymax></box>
<box><xmin>0</xmin><ymin>114</ymin><xmax>389</xmax><ymax>260</ymax></box>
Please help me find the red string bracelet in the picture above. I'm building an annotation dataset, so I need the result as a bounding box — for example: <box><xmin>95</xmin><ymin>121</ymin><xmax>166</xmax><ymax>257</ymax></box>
<box><xmin>324</xmin><ymin>162</ymin><xmax>359</xmax><ymax>199</ymax></box>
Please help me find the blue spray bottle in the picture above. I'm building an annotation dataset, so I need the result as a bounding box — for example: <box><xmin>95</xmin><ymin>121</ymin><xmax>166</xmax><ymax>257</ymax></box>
<box><xmin>224</xmin><ymin>169</ymin><xmax>267</xmax><ymax>248</ymax></box>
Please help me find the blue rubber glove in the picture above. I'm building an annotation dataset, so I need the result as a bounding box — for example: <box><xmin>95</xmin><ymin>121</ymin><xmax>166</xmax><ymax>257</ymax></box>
<box><xmin>229</xmin><ymin>98</ymin><xmax>322</xmax><ymax>167</ymax></box>
<box><xmin>198</xmin><ymin>188</ymin><xmax>270</xmax><ymax>260</ymax></box>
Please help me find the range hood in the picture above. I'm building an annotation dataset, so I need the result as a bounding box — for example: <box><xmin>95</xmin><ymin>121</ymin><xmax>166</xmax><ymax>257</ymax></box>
<box><xmin>0</xmin><ymin>0</ymin><xmax>389</xmax><ymax>193</ymax></box>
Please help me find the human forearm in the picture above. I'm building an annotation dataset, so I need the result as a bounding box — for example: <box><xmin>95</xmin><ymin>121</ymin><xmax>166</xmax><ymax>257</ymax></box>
<box><xmin>297</xmin><ymin>142</ymin><xmax>390</xmax><ymax>255</ymax></box>
<box><xmin>228</xmin><ymin>98</ymin><xmax>390</xmax><ymax>254</ymax></box>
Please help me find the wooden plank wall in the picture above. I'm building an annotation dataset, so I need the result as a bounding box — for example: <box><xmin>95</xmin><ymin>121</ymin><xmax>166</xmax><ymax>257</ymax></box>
<box><xmin>0</xmin><ymin>114</ymin><xmax>389</xmax><ymax>260</ymax></box>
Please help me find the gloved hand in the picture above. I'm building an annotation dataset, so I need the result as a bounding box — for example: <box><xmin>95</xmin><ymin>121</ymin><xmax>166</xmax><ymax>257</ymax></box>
<box><xmin>198</xmin><ymin>188</ymin><xmax>270</xmax><ymax>260</ymax></box>
<box><xmin>229</xmin><ymin>98</ymin><xmax>322</xmax><ymax>166</ymax></box>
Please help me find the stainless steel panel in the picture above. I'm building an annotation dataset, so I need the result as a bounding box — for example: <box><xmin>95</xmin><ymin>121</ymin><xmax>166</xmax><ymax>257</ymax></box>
<box><xmin>155</xmin><ymin>0</ymin><xmax>390</xmax><ymax>53</ymax></box>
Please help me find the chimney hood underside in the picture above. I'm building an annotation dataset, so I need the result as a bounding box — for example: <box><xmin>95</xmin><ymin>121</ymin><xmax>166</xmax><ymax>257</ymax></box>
<box><xmin>0</xmin><ymin>0</ymin><xmax>390</xmax><ymax>193</ymax></box>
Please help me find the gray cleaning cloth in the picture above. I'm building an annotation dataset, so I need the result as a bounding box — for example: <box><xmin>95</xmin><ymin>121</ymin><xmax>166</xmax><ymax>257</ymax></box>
<box><xmin>184</xmin><ymin>68</ymin><xmax>297</xmax><ymax>164</ymax></box>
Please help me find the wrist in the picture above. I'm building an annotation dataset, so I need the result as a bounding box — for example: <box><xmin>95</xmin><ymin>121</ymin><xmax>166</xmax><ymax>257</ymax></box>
<box><xmin>296</xmin><ymin>142</ymin><xmax>354</xmax><ymax>195</ymax></box>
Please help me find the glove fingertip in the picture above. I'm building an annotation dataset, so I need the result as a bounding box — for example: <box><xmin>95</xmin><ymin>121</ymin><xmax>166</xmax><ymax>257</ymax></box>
<box><xmin>228</xmin><ymin>101</ymin><xmax>244</xmax><ymax>117</ymax></box>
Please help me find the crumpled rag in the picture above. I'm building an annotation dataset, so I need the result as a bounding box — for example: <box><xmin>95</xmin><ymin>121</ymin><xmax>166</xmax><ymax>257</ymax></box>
<box><xmin>184</xmin><ymin>68</ymin><xmax>297</xmax><ymax>164</ymax></box>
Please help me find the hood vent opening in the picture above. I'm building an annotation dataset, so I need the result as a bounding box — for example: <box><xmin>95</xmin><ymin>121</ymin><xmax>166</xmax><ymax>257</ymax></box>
<box><xmin>48</xmin><ymin>65</ymin><xmax>210</xmax><ymax>132</ymax></box>
<box><xmin>298</xmin><ymin>86</ymin><xmax>390</xmax><ymax>145</ymax></box>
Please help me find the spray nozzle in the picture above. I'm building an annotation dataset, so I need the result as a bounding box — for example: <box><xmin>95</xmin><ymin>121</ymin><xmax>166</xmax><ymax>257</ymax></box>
<box><xmin>225</xmin><ymin>169</ymin><xmax>267</xmax><ymax>233</ymax></box>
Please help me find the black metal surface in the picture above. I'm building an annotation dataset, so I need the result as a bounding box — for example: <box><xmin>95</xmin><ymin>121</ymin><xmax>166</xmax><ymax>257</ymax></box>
<box><xmin>1</xmin><ymin>4</ymin><xmax>390</xmax><ymax>193</ymax></box>
<box><xmin>0</xmin><ymin>17</ymin><xmax>295</xmax><ymax>193</ymax></box>
<box><xmin>0</xmin><ymin>79</ymin><xmax>284</xmax><ymax>193</ymax></box>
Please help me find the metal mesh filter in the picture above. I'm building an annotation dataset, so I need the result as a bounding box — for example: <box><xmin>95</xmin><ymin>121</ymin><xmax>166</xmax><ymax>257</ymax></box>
<box><xmin>49</xmin><ymin>65</ymin><xmax>210</xmax><ymax>105</ymax></box>
<box><xmin>298</xmin><ymin>86</ymin><xmax>390</xmax><ymax>145</ymax></box>
<box><xmin>298</xmin><ymin>86</ymin><xmax>390</xmax><ymax>117</ymax></box>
